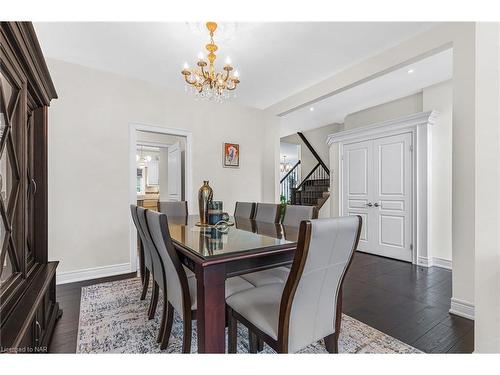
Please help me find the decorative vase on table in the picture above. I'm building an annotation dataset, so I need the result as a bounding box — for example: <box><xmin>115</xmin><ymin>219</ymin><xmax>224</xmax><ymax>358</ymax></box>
<box><xmin>198</xmin><ymin>180</ymin><xmax>213</xmax><ymax>225</ymax></box>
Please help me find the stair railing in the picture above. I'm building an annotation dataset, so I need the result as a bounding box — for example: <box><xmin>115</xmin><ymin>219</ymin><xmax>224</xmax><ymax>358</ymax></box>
<box><xmin>292</xmin><ymin>163</ymin><xmax>330</xmax><ymax>205</ymax></box>
<box><xmin>280</xmin><ymin>160</ymin><xmax>301</xmax><ymax>204</ymax></box>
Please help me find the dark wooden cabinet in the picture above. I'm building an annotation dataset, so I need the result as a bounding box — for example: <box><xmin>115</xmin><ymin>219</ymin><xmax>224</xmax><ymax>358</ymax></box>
<box><xmin>0</xmin><ymin>22</ymin><xmax>60</xmax><ymax>353</ymax></box>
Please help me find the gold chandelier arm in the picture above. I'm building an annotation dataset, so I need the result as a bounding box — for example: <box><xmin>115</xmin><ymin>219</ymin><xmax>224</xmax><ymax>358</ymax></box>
<box><xmin>226</xmin><ymin>81</ymin><xmax>238</xmax><ymax>90</ymax></box>
<box><xmin>183</xmin><ymin>74</ymin><xmax>197</xmax><ymax>85</ymax></box>
<box><xmin>200</xmin><ymin>65</ymin><xmax>209</xmax><ymax>79</ymax></box>
<box><xmin>223</xmin><ymin>69</ymin><xmax>231</xmax><ymax>82</ymax></box>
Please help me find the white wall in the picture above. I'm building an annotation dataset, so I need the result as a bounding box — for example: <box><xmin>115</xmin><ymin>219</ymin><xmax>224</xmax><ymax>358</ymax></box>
<box><xmin>474</xmin><ymin>22</ymin><xmax>500</xmax><ymax>353</ymax></box>
<box><xmin>48</xmin><ymin>58</ymin><xmax>279</xmax><ymax>279</ymax></box>
<box><xmin>423</xmin><ymin>80</ymin><xmax>453</xmax><ymax>266</ymax></box>
<box><xmin>344</xmin><ymin>93</ymin><xmax>423</xmax><ymax>129</ymax></box>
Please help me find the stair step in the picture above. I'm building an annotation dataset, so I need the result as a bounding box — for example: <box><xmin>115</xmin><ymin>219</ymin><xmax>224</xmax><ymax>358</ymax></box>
<box><xmin>303</xmin><ymin>179</ymin><xmax>329</xmax><ymax>186</ymax></box>
<box><xmin>303</xmin><ymin>185</ymin><xmax>330</xmax><ymax>192</ymax></box>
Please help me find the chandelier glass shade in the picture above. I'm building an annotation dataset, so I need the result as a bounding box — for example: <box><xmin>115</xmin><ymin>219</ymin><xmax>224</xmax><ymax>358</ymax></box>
<box><xmin>181</xmin><ymin>22</ymin><xmax>240</xmax><ymax>102</ymax></box>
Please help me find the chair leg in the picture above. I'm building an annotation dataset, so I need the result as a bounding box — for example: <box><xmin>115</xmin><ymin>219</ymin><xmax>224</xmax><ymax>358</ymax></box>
<box><xmin>148</xmin><ymin>281</ymin><xmax>159</xmax><ymax>320</ymax></box>
<box><xmin>157</xmin><ymin>289</ymin><xmax>167</xmax><ymax>343</ymax></box>
<box><xmin>325</xmin><ymin>288</ymin><xmax>343</xmax><ymax>354</ymax></box>
<box><xmin>160</xmin><ymin>302</ymin><xmax>174</xmax><ymax>350</ymax></box>
<box><xmin>227</xmin><ymin>307</ymin><xmax>237</xmax><ymax>353</ymax></box>
<box><xmin>257</xmin><ymin>337</ymin><xmax>264</xmax><ymax>352</ymax></box>
<box><xmin>249</xmin><ymin>330</ymin><xmax>258</xmax><ymax>354</ymax></box>
<box><xmin>140</xmin><ymin>269</ymin><xmax>150</xmax><ymax>300</ymax></box>
<box><xmin>324</xmin><ymin>333</ymin><xmax>339</xmax><ymax>354</ymax></box>
<box><xmin>182</xmin><ymin>314</ymin><xmax>192</xmax><ymax>353</ymax></box>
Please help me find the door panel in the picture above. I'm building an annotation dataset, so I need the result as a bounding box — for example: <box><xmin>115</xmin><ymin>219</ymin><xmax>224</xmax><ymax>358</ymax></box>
<box><xmin>167</xmin><ymin>143</ymin><xmax>182</xmax><ymax>201</ymax></box>
<box><xmin>342</xmin><ymin>140</ymin><xmax>372</xmax><ymax>252</ymax></box>
<box><xmin>372</xmin><ymin>133</ymin><xmax>412</xmax><ymax>261</ymax></box>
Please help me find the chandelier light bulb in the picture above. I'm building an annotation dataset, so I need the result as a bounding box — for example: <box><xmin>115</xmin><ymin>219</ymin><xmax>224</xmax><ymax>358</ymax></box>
<box><xmin>225</xmin><ymin>56</ymin><xmax>232</xmax><ymax>65</ymax></box>
<box><xmin>197</xmin><ymin>51</ymin><xmax>204</xmax><ymax>60</ymax></box>
<box><xmin>183</xmin><ymin>62</ymin><xmax>189</xmax><ymax>70</ymax></box>
<box><xmin>233</xmin><ymin>70</ymin><xmax>240</xmax><ymax>78</ymax></box>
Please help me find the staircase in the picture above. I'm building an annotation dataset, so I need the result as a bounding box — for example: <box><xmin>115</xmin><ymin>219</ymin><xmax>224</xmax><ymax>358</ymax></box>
<box><xmin>280</xmin><ymin>132</ymin><xmax>330</xmax><ymax>213</ymax></box>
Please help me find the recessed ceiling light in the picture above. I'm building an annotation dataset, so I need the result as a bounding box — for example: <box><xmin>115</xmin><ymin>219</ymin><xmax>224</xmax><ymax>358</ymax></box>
<box><xmin>407</xmin><ymin>69</ymin><xmax>415</xmax><ymax>74</ymax></box>
<box><xmin>309</xmin><ymin>107</ymin><xmax>315</xmax><ymax>112</ymax></box>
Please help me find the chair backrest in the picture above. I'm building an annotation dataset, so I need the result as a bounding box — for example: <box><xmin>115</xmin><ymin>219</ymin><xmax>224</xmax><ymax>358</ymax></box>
<box><xmin>255</xmin><ymin>221</ymin><xmax>282</xmax><ymax>239</ymax></box>
<box><xmin>136</xmin><ymin>206</ymin><xmax>165</xmax><ymax>288</ymax></box>
<box><xmin>158</xmin><ymin>201</ymin><xmax>188</xmax><ymax>217</ymax></box>
<box><xmin>281</xmin><ymin>205</ymin><xmax>316</xmax><ymax>227</ymax></box>
<box><xmin>234</xmin><ymin>202</ymin><xmax>256</xmax><ymax>219</ymax></box>
<box><xmin>254</xmin><ymin>203</ymin><xmax>280</xmax><ymax>223</ymax></box>
<box><xmin>279</xmin><ymin>216</ymin><xmax>361</xmax><ymax>353</ymax></box>
<box><xmin>130</xmin><ymin>205</ymin><xmax>153</xmax><ymax>271</ymax></box>
<box><xmin>146</xmin><ymin>210</ymin><xmax>192</xmax><ymax>318</ymax></box>
<box><xmin>234</xmin><ymin>217</ymin><xmax>256</xmax><ymax>233</ymax></box>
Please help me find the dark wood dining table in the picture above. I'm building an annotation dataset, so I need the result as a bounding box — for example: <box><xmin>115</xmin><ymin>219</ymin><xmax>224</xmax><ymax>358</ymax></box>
<box><xmin>166</xmin><ymin>215</ymin><xmax>299</xmax><ymax>353</ymax></box>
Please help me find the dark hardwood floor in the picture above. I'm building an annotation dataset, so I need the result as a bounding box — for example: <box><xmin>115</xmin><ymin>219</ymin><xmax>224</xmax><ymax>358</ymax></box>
<box><xmin>343</xmin><ymin>252</ymin><xmax>473</xmax><ymax>353</ymax></box>
<box><xmin>48</xmin><ymin>252</ymin><xmax>474</xmax><ymax>353</ymax></box>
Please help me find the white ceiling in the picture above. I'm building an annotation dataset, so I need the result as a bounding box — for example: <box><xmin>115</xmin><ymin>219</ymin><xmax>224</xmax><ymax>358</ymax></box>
<box><xmin>280</xmin><ymin>48</ymin><xmax>453</xmax><ymax>136</ymax></box>
<box><xmin>33</xmin><ymin>22</ymin><xmax>438</xmax><ymax>109</ymax></box>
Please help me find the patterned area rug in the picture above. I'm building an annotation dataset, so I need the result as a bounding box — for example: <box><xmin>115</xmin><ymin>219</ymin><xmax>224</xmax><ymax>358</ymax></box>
<box><xmin>77</xmin><ymin>278</ymin><xmax>421</xmax><ymax>354</ymax></box>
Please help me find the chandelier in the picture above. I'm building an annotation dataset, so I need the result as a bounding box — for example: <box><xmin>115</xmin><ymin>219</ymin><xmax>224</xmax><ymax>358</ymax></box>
<box><xmin>280</xmin><ymin>156</ymin><xmax>292</xmax><ymax>173</ymax></box>
<box><xmin>136</xmin><ymin>146</ymin><xmax>152</xmax><ymax>167</ymax></box>
<box><xmin>181</xmin><ymin>22</ymin><xmax>240</xmax><ymax>102</ymax></box>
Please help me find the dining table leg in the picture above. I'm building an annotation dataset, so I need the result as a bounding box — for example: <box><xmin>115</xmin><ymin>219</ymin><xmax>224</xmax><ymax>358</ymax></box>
<box><xmin>196</xmin><ymin>263</ymin><xmax>226</xmax><ymax>353</ymax></box>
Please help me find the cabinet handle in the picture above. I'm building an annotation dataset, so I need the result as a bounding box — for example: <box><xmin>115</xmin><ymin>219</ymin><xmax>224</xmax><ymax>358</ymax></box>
<box><xmin>374</xmin><ymin>202</ymin><xmax>380</xmax><ymax>207</ymax></box>
<box><xmin>31</xmin><ymin>179</ymin><xmax>37</xmax><ymax>195</ymax></box>
<box><xmin>366</xmin><ymin>202</ymin><xmax>373</xmax><ymax>207</ymax></box>
<box><xmin>34</xmin><ymin>320</ymin><xmax>42</xmax><ymax>344</ymax></box>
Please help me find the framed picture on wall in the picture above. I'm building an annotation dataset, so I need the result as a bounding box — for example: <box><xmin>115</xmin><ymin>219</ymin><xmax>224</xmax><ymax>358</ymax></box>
<box><xmin>223</xmin><ymin>142</ymin><xmax>240</xmax><ymax>168</ymax></box>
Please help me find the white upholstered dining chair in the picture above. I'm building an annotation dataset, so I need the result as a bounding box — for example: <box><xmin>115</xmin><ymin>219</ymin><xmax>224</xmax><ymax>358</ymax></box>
<box><xmin>145</xmin><ymin>210</ymin><xmax>254</xmax><ymax>352</ymax></box>
<box><xmin>281</xmin><ymin>205</ymin><xmax>317</xmax><ymax>226</ymax></box>
<box><xmin>234</xmin><ymin>201</ymin><xmax>256</xmax><ymax>219</ymax></box>
<box><xmin>157</xmin><ymin>201</ymin><xmax>188</xmax><ymax>217</ymax></box>
<box><xmin>226</xmin><ymin>216</ymin><xmax>362</xmax><ymax>353</ymax></box>
<box><xmin>253</xmin><ymin>203</ymin><xmax>281</xmax><ymax>223</ymax></box>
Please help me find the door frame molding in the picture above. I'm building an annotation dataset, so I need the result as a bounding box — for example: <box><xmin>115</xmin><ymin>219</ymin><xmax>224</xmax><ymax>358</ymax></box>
<box><xmin>128</xmin><ymin>122</ymin><xmax>193</xmax><ymax>273</ymax></box>
<box><xmin>327</xmin><ymin>111</ymin><xmax>439</xmax><ymax>266</ymax></box>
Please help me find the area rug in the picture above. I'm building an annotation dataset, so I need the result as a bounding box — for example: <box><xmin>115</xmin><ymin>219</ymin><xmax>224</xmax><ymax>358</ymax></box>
<box><xmin>76</xmin><ymin>277</ymin><xmax>421</xmax><ymax>354</ymax></box>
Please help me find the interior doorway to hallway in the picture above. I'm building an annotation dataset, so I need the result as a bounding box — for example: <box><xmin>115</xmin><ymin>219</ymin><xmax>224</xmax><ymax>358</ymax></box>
<box><xmin>128</xmin><ymin>123</ymin><xmax>193</xmax><ymax>274</ymax></box>
<box><xmin>135</xmin><ymin>131</ymin><xmax>187</xmax><ymax>210</ymax></box>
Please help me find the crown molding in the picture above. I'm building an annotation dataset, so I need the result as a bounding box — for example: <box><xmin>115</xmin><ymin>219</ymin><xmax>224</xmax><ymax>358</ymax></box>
<box><xmin>327</xmin><ymin>110</ymin><xmax>439</xmax><ymax>145</ymax></box>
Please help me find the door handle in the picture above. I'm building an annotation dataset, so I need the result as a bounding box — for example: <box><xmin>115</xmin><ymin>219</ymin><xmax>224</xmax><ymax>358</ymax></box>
<box><xmin>366</xmin><ymin>202</ymin><xmax>373</xmax><ymax>207</ymax></box>
<box><xmin>373</xmin><ymin>202</ymin><xmax>380</xmax><ymax>207</ymax></box>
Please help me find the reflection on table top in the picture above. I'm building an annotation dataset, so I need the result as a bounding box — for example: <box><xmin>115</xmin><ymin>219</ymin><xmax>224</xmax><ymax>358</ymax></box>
<box><xmin>167</xmin><ymin>215</ymin><xmax>299</xmax><ymax>260</ymax></box>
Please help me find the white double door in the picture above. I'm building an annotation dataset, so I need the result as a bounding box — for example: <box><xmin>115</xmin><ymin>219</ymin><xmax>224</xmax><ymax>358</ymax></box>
<box><xmin>342</xmin><ymin>132</ymin><xmax>413</xmax><ymax>262</ymax></box>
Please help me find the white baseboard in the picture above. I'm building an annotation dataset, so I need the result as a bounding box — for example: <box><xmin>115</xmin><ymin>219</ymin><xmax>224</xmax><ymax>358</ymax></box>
<box><xmin>56</xmin><ymin>263</ymin><xmax>133</xmax><ymax>285</ymax></box>
<box><xmin>417</xmin><ymin>256</ymin><xmax>452</xmax><ymax>270</ymax></box>
<box><xmin>432</xmin><ymin>257</ymin><xmax>452</xmax><ymax>270</ymax></box>
<box><xmin>417</xmin><ymin>256</ymin><xmax>431</xmax><ymax>267</ymax></box>
<box><xmin>450</xmin><ymin>298</ymin><xmax>475</xmax><ymax>320</ymax></box>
